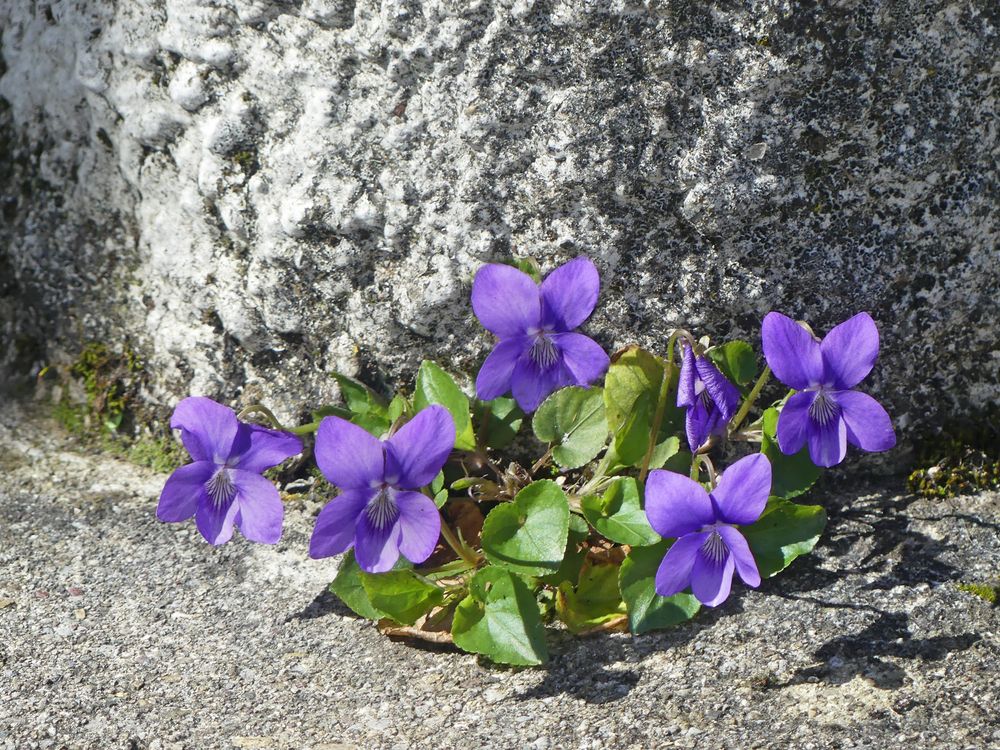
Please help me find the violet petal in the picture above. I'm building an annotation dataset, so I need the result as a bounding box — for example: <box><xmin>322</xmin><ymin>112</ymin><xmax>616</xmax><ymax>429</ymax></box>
<box><xmin>539</xmin><ymin>256</ymin><xmax>600</xmax><ymax>331</ymax></box>
<box><xmin>710</xmin><ymin>453</ymin><xmax>771</xmax><ymax>526</ymax></box>
<box><xmin>314</xmin><ymin>415</ymin><xmax>385</xmax><ymax>489</ymax></box>
<box><xmin>839</xmin><ymin>390</ymin><xmax>896</xmax><ymax>452</ymax></box>
<box><xmin>677</xmin><ymin>346</ymin><xmax>698</xmax><ymax>408</ymax></box>
<box><xmin>234</xmin><ymin>424</ymin><xmax>302</xmax><ymax>474</ymax></box>
<box><xmin>384</xmin><ymin>405</ymin><xmax>456</xmax><ymax>489</ymax></box>
<box><xmin>476</xmin><ymin>337</ymin><xmax>530</xmax><ymax>402</ymax></box>
<box><xmin>157</xmin><ymin>461</ymin><xmax>215</xmax><ymax>522</ymax></box>
<box><xmin>761</xmin><ymin>312</ymin><xmax>823</xmax><ymax>390</ymax></box>
<box><xmin>354</xmin><ymin>511</ymin><xmax>402</xmax><ymax>573</ymax></box>
<box><xmin>654</xmin><ymin>532</ymin><xmax>708</xmax><ymax>597</ymax></box>
<box><xmin>807</xmin><ymin>413</ymin><xmax>848</xmax><ymax>467</ymax></box>
<box><xmin>394</xmin><ymin>491</ymin><xmax>442</xmax><ymax>564</ymax></box>
<box><xmin>309</xmin><ymin>489</ymin><xmax>373</xmax><ymax>559</ymax></box>
<box><xmin>471</xmin><ymin>264</ymin><xmax>541</xmax><ymax>338</ymax></box>
<box><xmin>231</xmin><ymin>469</ymin><xmax>284</xmax><ymax>544</ymax></box>
<box><xmin>776</xmin><ymin>391</ymin><xmax>814</xmax><ymax>455</ymax></box>
<box><xmin>690</xmin><ymin>550</ymin><xmax>735</xmax><ymax>607</ymax></box>
<box><xmin>170</xmin><ymin>396</ymin><xmax>240</xmax><ymax>463</ymax></box>
<box><xmin>644</xmin><ymin>469</ymin><xmax>715</xmax><ymax>538</ymax></box>
<box><xmin>820</xmin><ymin>312</ymin><xmax>879</xmax><ymax>390</ymax></box>
<box><xmin>195</xmin><ymin>495</ymin><xmax>240</xmax><ymax>546</ymax></box>
<box><xmin>717</xmin><ymin>525</ymin><xmax>761</xmax><ymax>588</ymax></box>
<box><xmin>510</xmin><ymin>354</ymin><xmax>564</xmax><ymax>413</ymax></box>
<box><xmin>554</xmin><ymin>332</ymin><xmax>609</xmax><ymax>387</ymax></box>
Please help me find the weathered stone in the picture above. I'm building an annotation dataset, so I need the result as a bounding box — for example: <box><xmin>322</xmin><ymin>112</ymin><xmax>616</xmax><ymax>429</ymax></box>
<box><xmin>1</xmin><ymin>1</ymin><xmax>996</xmax><ymax>451</ymax></box>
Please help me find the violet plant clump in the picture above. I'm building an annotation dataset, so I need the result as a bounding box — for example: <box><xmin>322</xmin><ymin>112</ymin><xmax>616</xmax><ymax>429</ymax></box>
<box><xmin>155</xmin><ymin>257</ymin><xmax>895</xmax><ymax>665</ymax></box>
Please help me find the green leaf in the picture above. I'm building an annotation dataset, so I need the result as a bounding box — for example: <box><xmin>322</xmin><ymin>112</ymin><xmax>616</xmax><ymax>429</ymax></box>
<box><xmin>647</xmin><ymin>435</ymin><xmax>681</xmax><ymax>471</ymax></box>
<box><xmin>581</xmin><ymin>477</ymin><xmax>661</xmax><ymax>546</ymax></box>
<box><xmin>614</xmin><ymin>390</ymin><xmax>653</xmax><ymax>466</ymax></box>
<box><xmin>604</xmin><ymin>346</ymin><xmax>663</xmax><ymax>438</ymax></box>
<box><xmin>539</xmin><ymin>513</ymin><xmax>590</xmax><ymax>586</ymax></box>
<box><xmin>705</xmin><ymin>340</ymin><xmax>757</xmax><ymax>386</ymax></box>
<box><xmin>430</xmin><ymin>471</ymin><xmax>445</xmax><ymax>494</ymax></box>
<box><xmin>743</xmin><ymin>497</ymin><xmax>827</xmax><ymax>578</ymax></box>
<box><xmin>328</xmin><ymin>550</ymin><xmax>386</xmax><ymax>621</ymax></box>
<box><xmin>556</xmin><ymin>563</ymin><xmax>626</xmax><ymax>633</ymax></box>
<box><xmin>505</xmin><ymin>257</ymin><xmax>542</xmax><ymax>284</ymax></box>
<box><xmin>481</xmin><ymin>480</ymin><xmax>570</xmax><ymax>577</ymax></box>
<box><xmin>351</xmin><ymin>411</ymin><xmax>392</xmax><ymax>438</ymax></box>
<box><xmin>473</xmin><ymin>397</ymin><xmax>524</xmax><ymax>450</ymax></box>
<box><xmin>414</xmin><ymin>361</ymin><xmax>475</xmax><ymax>451</ymax></box>
<box><xmin>532</xmin><ymin>386</ymin><xmax>608</xmax><ymax>469</ymax></box>
<box><xmin>332</xmin><ymin>372</ymin><xmax>388</xmax><ymax>415</ymax></box>
<box><xmin>387</xmin><ymin>394</ymin><xmax>408</xmax><ymax>423</ymax></box>
<box><xmin>311</xmin><ymin>404</ymin><xmax>353</xmax><ymax>422</ymax></box>
<box><xmin>433</xmin><ymin>489</ymin><xmax>449</xmax><ymax>508</ymax></box>
<box><xmin>619</xmin><ymin>540</ymin><xmax>701</xmax><ymax>635</ymax></box>
<box><xmin>761</xmin><ymin>406</ymin><xmax>820</xmax><ymax>499</ymax></box>
<box><xmin>452</xmin><ymin>567</ymin><xmax>548</xmax><ymax>666</ymax></box>
<box><xmin>360</xmin><ymin>570</ymin><xmax>444</xmax><ymax>626</ymax></box>
<box><xmin>604</xmin><ymin>346</ymin><xmax>684</xmax><ymax>466</ymax></box>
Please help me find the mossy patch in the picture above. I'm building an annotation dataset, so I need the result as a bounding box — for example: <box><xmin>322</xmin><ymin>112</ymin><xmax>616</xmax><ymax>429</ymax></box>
<box><xmin>909</xmin><ymin>408</ymin><xmax>1000</xmax><ymax>498</ymax></box>
<box><xmin>49</xmin><ymin>342</ymin><xmax>184</xmax><ymax>473</ymax></box>
<box><xmin>957</xmin><ymin>582</ymin><xmax>999</xmax><ymax>605</ymax></box>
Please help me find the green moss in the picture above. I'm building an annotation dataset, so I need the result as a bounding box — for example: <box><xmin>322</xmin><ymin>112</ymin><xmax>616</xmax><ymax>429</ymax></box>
<box><xmin>957</xmin><ymin>582</ymin><xmax>999</xmax><ymax>605</ymax></box>
<box><xmin>128</xmin><ymin>435</ymin><xmax>187</xmax><ymax>473</ymax></box>
<box><xmin>231</xmin><ymin>149</ymin><xmax>257</xmax><ymax>172</ymax></box>
<box><xmin>63</xmin><ymin>342</ymin><xmax>144</xmax><ymax>435</ymax></box>
<box><xmin>909</xmin><ymin>409</ymin><xmax>1000</xmax><ymax>498</ymax></box>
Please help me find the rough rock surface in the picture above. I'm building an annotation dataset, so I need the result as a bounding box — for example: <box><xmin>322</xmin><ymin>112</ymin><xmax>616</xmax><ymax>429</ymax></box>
<box><xmin>1</xmin><ymin>1</ymin><xmax>997</xmax><ymax>443</ymax></box>
<box><xmin>1</xmin><ymin>403</ymin><xmax>998</xmax><ymax>749</ymax></box>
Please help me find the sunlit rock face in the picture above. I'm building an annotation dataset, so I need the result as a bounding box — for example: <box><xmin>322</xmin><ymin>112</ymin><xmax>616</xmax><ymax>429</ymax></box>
<box><xmin>0</xmin><ymin>1</ymin><xmax>996</xmax><ymax>453</ymax></box>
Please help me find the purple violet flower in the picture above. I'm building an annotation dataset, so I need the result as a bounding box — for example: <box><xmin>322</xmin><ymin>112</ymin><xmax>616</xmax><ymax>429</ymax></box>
<box><xmin>677</xmin><ymin>345</ymin><xmax>741</xmax><ymax>452</ymax></box>
<box><xmin>645</xmin><ymin>454</ymin><xmax>770</xmax><ymax>607</ymax></box>
<box><xmin>472</xmin><ymin>257</ymin><xmax>610</xmax><ymax>412</ymax></box>
<box><xmin>309</xmin><ymin>405</ymin><xmax>455</xmax><ymax>573</ymax></box>
<box><xmin>157</xmin><ymin>397</ymin><xmax>303</xmax><ymax>545</ymax></box>
<box><xmin>761</xmin><ymin>311</ymin><xmax>896</xmax><ymax>467</ymax></box>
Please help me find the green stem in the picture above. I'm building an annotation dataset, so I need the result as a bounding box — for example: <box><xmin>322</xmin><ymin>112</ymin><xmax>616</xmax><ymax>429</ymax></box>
<box><xmin>438</xmin><ymin>515</ymin><xmax>480</xmax><ymax>567</ymax></box>
<box><xmin>689</xmin><ymin>453</ymin><xmax>700</xmax><ymax>481</ymax></box>
<box><xmin>639</xmin><ymin>331</ymin><xmax>682</xmax><ymax>483</ymax></box>
<box><xmin>237</xmin><ymin>404</ymin><xmax>286</xmax><ymax>430</ymax></box>
<box><xmin>531</xmin><ymin>446</ymin><xmax>553</xmax><ymax>476</ymax></box>
<box><xmin>729</xmin><ymin>365</ymin><xmax>771</xmax><ymax>436</ymax></box>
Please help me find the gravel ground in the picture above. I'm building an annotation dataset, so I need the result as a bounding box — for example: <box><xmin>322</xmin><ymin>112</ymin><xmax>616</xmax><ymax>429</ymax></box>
<box><xmin>1</xmin><ymin>404</ymin><xmax>998</xmax><ymax>750</ymax></box>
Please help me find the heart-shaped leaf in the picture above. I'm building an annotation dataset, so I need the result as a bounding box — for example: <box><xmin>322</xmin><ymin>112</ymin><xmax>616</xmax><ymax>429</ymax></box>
<box><xmin>619</xmin><ymin>540</ymin><xmax>701</xmax><ymax>635</ymax></box>
<box><xmin>360</xmin><ymin>570</ymin><xmax>443</xmax><ymax>626</ymax></box>
<box><xmin>743</xmin><ymin>497</ymin><xmax>827</xmax><ymax>578</ymax></box>
<box><xmin>452</xmin><ymin>567</ymin><xmax>548</xmax><ymax>665</ymax></box>
<box><xmin>761</xmin><ymin>406</ymin><xmax>820</xmax><ymax>499</ymax></box>
<box><xmin>532</xmin><ymin>387</ymin><xmax>608</xmax><ymax>469</ymax></box>
<box><xmin>414</xmin><ymin>360</ymin><xmax>476</xmax><ymax>450</ymax></box>
<box><xmin>481</xmin><ymin>480</ymin><xmax>569</xmax><ymax>577</ymax></box>
<box><xmin>705</xmin><ymin>340</ymin><xmax>757</xmax><ymax>386</ymax></box>
<box><xmin>556</xmin><ymin>563</ymin><xmax>626</xmax><ymax>633</ymax></box>
<box><xmin>581</xmin><ymin>477</ymin><xmax>661</xmax><ymax>546</ymax></box>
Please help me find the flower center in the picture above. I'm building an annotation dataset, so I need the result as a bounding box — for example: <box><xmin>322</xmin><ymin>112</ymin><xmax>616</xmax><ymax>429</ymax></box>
<box><xmin>529</xmin><ymin>333</ymin><xmax>559</xmax><ymax>369</ymax></box>
<box><xmin>365</xmin><ymin>486</ymin><xmax>400</xmax><ymax>531</ymax></box>
<box><xmin>700</xmin><ymin>528</ymin><xmax>729</xmax><ymax>563</ymax></box>
<box><xmin>206</xmin><ymin>467</ymin><xmax>237</xmax><ymax>507</ymax></box>
<box><xmin>808</xmin><ymin>388</ymin><xmax>840</xmax><ymax>426</ymax></box>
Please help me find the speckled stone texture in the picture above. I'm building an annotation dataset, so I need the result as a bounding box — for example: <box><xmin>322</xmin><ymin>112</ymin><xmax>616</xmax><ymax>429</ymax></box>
<box><xmin>0</xmin><ymin>1</ymin><xmax>997</xmax><ymax>446</ymax></box>
<box><xmin>1</xmin><ymin>404</ymin><xmax>999</xmax><ymax>749</ymax></box>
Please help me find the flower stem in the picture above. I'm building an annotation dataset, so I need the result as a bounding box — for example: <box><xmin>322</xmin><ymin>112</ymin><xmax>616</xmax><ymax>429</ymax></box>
<box><xmin>639</xmin><ymin>331</ymin><xmax>682</xmax><ymax>483</ymax></box>
<box><xmin>438</xmin><ymin>515</ymin><xmax>480</xmax><ymax>567</ymax></box>
<box><xmin>531</xmin><ymin>446</ymin><xmax>553</xmax><ymax>475</ymax></box>
<box><xmin>237</xmin><ymin>404</ymin><xmax>286</xmax><ymax>430</ymax></box>
<box><xmin>728</xmin><ymin>365</ymin><xmax>771</xmax><ymax>436</ymax></box>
